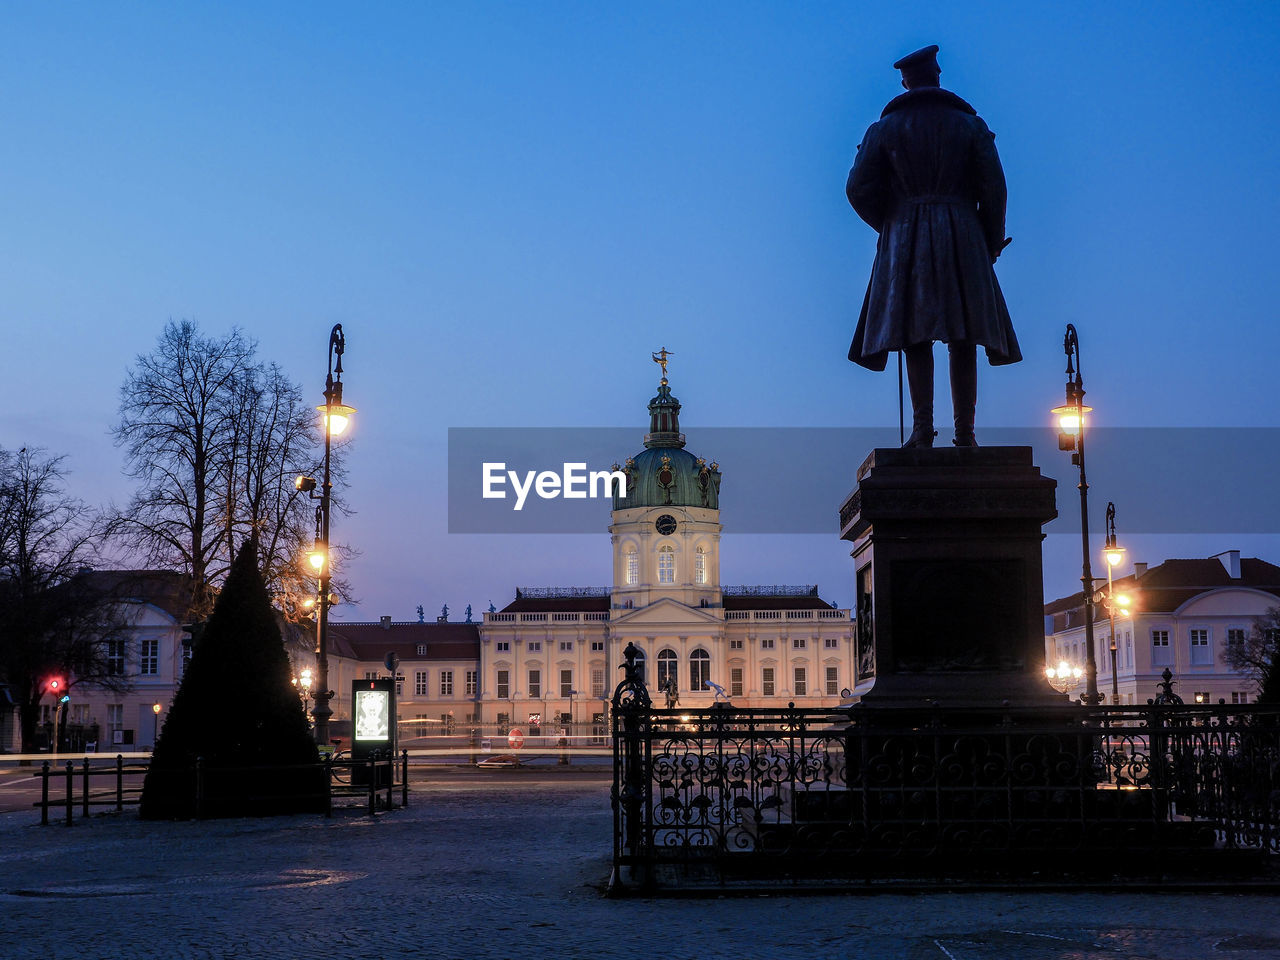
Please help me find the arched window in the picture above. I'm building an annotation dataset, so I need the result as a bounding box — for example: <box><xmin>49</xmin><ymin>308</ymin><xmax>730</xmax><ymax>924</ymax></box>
<box><xmin>632</xmin><ymin>647</ymin><xmax>646</xmax><ymax>684</ymax></box>
<box><xmin>689</xmin><ymin>649</ymin><xmax>711</xmax><ymax>692</ymax></box>
<box><xmin>658</xmin><ymin>545</ymin><xmax>675</xmax><ymax>584</ymax></box>
<box><xmin>657</xmin><ymin>648</ymin><xmax>678</xmax><ymax>690</ymax></box>
<box><xmin>625</xmin><ymin>548</ymin><xmax>639</xmax><ymax>586</ymax></box>
<box><xmin>694</xmin><ymin>546</ymin><xmax>706</xmax><ymax>584</ymax></box>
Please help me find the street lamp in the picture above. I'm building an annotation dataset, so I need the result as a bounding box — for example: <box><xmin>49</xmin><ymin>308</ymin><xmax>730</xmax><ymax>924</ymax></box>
<box><xmin>1050</xmin><ymin>324</ymin><xmax>1101</xmax><ymax>705</ymax></box>
<box><xmin>1045</xmin><ymin>660</ymin><xmax>1084</xmax><ymax>695</ymax></box>
<box><xmin>1101</xmin><ymin>501</ymin><xmax>1130</xmax><ymax>705</ymax></box>
<box><xmin>296</xmin><ymin>323</ymin><xmax>352</xmax><ymax>747</ymax></box>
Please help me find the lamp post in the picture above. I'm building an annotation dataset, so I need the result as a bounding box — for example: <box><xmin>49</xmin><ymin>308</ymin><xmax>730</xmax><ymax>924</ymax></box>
<box><xmin>1045</xmin><ymin>660</ymin><xmax>1084</xmax><ymax>695</ymax></box>
<box><xmin>1102</xmin><ymin>502</ymin><xmax>1130</xmax><ymax>705</ymax></box>
<box><xmin>297</xmin><ymin>324</ymin><xmax>353</xmax><ymax>747</ymax></box>
<box><xmin>1051</xmin><ymin>323</ymin><xmax>1101</xmax><ymax>705</ymax></box>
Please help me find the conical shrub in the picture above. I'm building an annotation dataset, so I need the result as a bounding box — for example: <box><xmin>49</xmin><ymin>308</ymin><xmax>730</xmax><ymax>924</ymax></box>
<box><xmin>140</xmin><ymin>540</ymin><xmax>323</xmax><ymax>818</ymax></box>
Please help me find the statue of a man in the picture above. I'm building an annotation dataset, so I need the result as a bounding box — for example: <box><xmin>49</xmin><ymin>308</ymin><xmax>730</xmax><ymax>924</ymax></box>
<box><xmin>846</xmin><ymin>45</ymin><xmax>1020</xmax><ymax>448</ymax></box>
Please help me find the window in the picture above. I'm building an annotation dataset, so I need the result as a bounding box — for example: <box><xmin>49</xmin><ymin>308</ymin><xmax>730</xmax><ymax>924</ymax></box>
<box><xmin>560</xmin><ymin>669</ymin><xmax>573</xmax><ymax>697</ymax></box>
<box><xmin>70</xmin><ymin>704</ymin><xmax>89</xmax><ymax>725</ymax></box>
<box><xmin>824</xmin><ymin>638</ymin><xmax>839</xmax><ymax>650</ymax></box>
<box><xmin>730</xmin><ymin>666</ymin><xmax>743</xmax><ymax>698</ymax></box>
<box><xmin>106</xmin><ymin>639</ymin><xmax>126</xmax><ymax>676</ymax></box>
<box><xmin>626</xmin><ymin>549</ymin><xmax>639</xmax><ymax>586</ymax></box>
<box><xmin>794</xmin><ymin>667</ymin><xmax>808</xmax><ymax>697</ymax></box>
<box><xmin>528</xmin><ymin>669</ymin><xmax>541</xmax><ymax>699</ymax></box>
<box><xmin>729</xmin><ymin>639</ymin><xmax>743</xmax><ymax>650</ymax></box>
<box><xmin>1227</xmin><ymin>628</ymin><xmax>1246</xmax><ymax>649</ymax></box>
<box><xmin>761</xmin><ymin>667</ymin><xmax>775</xmax><ymax>697</ymax></box>
<box><xmin>658</xmin><ymin>545</ymin><xmax>675</xmax><ymax>584</ymax></box>
<box><xmin>364</xmin><ymin>670</ymin><xmax>378</xmax><ymax>680</ymax></box>
<box><xmin>1193</xmin><ymin>690</ymin><xmax>1211</xmax><ymax>704</ymax></box>
<box><xmin>632</xmin><ymin>648</ymin><xmax>646</xmax><ymax>684</ymax></box>
<box><xmin>760</xmin><ymin>638</ymin><xmax>775</xmax><ymax>650</ymax></box>
<box><xmin>395</xmin><ymin>673</ymin><xmax>405</xmax><ymax>696</ymax></box>
<box><xmin>1190</xmin><ymin>629</ymin><xmax>1211</xmax><ymax>665</ymax></box>
<box><xmin>792</xmin><ymin>637</ymin><xmax>807</xmax><ymax>650</ymax></box>
<box><xmin>465</xmin><ymin>670</ymin><xmax>477</xmax><ymax>696</ymax></box>
<box><xmin>140</xmin><ymin>639</ymin><xmax>159</xmax><ymax>675</ymax></box>
<box><xmin>1125</xmin><ymin>632</ymin><xmax>1133</xmax><ymax>670</ymax></box>
<box><xmin>416</xmin><ymin>644</ymin><xmax>427</xmax><ymax>655</ymax></box>
<box><xmin>181</xmin><ymin>641</ymin><xmax>191</xmax><ymax>677</ymax></box>
<box><xmin>1152</xmin><ymin>630</ymin><xmax>1172</xmax><ymax>666</ymax></box>
<box><xmin>825</xmin><ymin>666</ymin><xmax>839</xmax><ymax>696</ymax></box>
<box><xmin>496</xmin><ymin>641</ymin><xmax>510</xmax><ymax>653</ymax></box>
<box><xmin>1232</xmin><ymin>691</ymin><xmax>1249</xmax><ymax>705</ymax></box>
<box><xmin>656</xmin><ymin>649</ymin><xmax>677</xmax><ymax>690</ymax></box>
<box><xmin>591</xmin><ymin>640</ymin><xmax>605</xmax><ymax>652</ymax></box>
<box><xmin>107</xmin><ymin>704</ymin><xmax>123</xmax><ymax>734</ymax></box>
<box><xmin>689</xmin><ymin>649</ymin><xmax>710</xmax><ymax>692</ymax></box>
<box><xmin>559</xmin><ymin>641</ymin><xmax>573</xmax><ymax>652</ymax></box>
<box><xmin>497</xmin><ymin>712</ymin><xmax>510</xmax><ymax>728</ymax></box>
<box><xmin>591</xmin><ymin>667</ymin><xmax>605</xmax><ymax>697</ymax></box>
<box><xmin>496</xmin><ymin>670</ymin><xmax>509</xmax><ymax>700</ymax></box>
<box><xmin>415</xmin><ymin>671</ymin><xmax>429</xmax><ymax>696</ymax></box>
<box><xmin>695</xmin><ymin>547</ymin><xmax>706</xmax><ymax>584</ymax></box>
<box><xmin>528</xmin><ymin>641</ymin><xmax>542</xmax><ymax>653</ymax></box>
<box><xmin>440</xmin><ymin>671</ymin><xmax>454</xmax><ymax>696</ymax></box>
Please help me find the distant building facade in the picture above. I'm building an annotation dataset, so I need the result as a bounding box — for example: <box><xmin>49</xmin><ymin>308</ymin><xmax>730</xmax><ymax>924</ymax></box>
<box><xmin>1044</xmin><ymin>550</ymin><xmax>1280</xmax><ymax>704</ymax></box>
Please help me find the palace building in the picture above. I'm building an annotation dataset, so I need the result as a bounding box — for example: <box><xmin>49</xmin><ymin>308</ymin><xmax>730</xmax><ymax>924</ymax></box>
<box><xmin>319</xmin><ymin>365</ymin><xmax>856</xmax><ymax>739</ymax></box>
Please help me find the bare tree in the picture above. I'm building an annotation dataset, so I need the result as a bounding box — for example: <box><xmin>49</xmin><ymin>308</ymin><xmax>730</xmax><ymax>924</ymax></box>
<box><xmin>111</xmin><ymin>320</ymin><xmax>349</xmax><ymax>620</ymax></box>
<box><xmin>0</xmin><ymin>447</ymin><xmax>134</xmax><ymax>752</ymax></box>
<box><xmin>1223</xmin><ymin>607</ymin><xmax>1280</xmax><ymax>703</ymax></box>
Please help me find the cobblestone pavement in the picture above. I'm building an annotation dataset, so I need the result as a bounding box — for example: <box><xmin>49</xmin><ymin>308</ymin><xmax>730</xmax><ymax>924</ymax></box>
<box><xmin>2</xmin><ymin>777</ymin><xmax>1280</xmax><ymax>960</ymax></box>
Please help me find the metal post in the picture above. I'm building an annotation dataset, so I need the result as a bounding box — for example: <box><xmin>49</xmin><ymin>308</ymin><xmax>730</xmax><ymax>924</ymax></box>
<box><xmin>64</xmin><ymin>760</ymin><xmax>73</xmax><ymax>826</ymax></box>
<box><xmin>40</xmin><ymin>761</ymin><xmax>50</xmax><ymax>826</ymax></box>
<box><xmin>1062</xmin><ymin>325</ymin><xmax>1101</xmax><ymax>705</ymax></box>
<box><xmin>116</xmin><ymin>754</ymin><xmax>124</xmax><ymax>812</ymax></box>
<box><xmin>367</xmin><ymin>758</ymin><xmax>376</xmax><ymax>816</ymax></box>
<box><xmin>401</xmin><ymin>749</ymin><xmax>409</xmax><ymax>808</ymax></box>
<box><xmin>82</xmin><ymin>758</ymin><xmax>90</xmax><ymax>818</ymax></box>
<box><xmin>323</xmin><ymin>754</ymin><xmax>333</xmax><ymax>818</ymax></box>
<box><xmin>312</xmin><ymin>323</ymin><xmax>346</xmax><ymax>748</ymax></box>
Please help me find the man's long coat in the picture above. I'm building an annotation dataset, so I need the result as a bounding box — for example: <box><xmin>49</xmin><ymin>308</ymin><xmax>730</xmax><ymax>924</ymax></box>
<box><xmin>847</xmin><ymin>87</ymin><xmax>1021</xmax><ymax>371</ymax></box>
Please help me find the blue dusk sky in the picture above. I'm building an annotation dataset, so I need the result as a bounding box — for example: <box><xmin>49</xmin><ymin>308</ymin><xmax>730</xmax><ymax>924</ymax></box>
<box><xmin>3</xmin><ymin>3</ymin><xmax>1278</xmax><ymax>620</ymax></box>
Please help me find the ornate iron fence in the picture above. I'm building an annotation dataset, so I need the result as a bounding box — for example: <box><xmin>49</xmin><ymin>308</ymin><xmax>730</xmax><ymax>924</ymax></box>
<box><xmin>610</xmin><ymin>647</ymin><xmax>1280</xmax><ymax>891</ymax></box>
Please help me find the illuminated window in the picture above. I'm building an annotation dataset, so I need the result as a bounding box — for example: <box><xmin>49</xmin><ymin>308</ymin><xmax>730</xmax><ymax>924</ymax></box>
<box><xmin>689</xmin><ymin>649</ymin><xmax>710</xmax><ymax>691</ymax></box>
<box><xmin>695</xmin><ymin>547</ymin><xmax>706</xmax><ymax>584</ymax></box>
<box><xmin>658</xmin><ymin>546</ymin><xmax>675</xmax><ymax>584</ymax></box>
<box><xmin>591</xmin><ymin>667</ymin><xmax>605</xmax><ymax>697</ymax></box>
<box><xmin>657</xmin><ymin>649</ymin><xmax>677</xmax><ymax>690</ymax></box>
<box><xmin>626</xmin><ymin>549</ymin><xmax>639</xmax><ymax>586</ymax></box>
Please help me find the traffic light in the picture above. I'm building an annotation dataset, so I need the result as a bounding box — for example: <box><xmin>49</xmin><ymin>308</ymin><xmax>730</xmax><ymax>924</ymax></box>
<box><xmin>46</xmin><ymin>676</ymin><xmax>65</xmax><ymax>697</ymax></box>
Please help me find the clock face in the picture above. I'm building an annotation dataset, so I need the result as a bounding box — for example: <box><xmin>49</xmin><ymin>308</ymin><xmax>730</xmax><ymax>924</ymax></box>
<box><xmin>655</xmin><ymin>515</ymin><xmax>677</xmax><ymax>536</ymax></box>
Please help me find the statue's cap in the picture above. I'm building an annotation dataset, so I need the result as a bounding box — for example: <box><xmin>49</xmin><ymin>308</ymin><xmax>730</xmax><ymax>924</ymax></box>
<box><xmin>893</xmin><ymin>44</ymin><xmax>941</xmax><ymax>81</ymax></box>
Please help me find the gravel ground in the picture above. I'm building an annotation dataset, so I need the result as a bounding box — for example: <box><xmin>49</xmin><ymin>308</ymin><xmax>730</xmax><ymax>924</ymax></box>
<box><xmin>2</xmin><ymin>777</ymin><xmax>1279</xmax><ymax>960</ymax></box>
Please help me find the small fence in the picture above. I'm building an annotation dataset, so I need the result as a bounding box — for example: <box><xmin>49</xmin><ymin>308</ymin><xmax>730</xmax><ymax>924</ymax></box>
<box><xmin>610</xmin><ymin>648</ymin><xmax>1280</xmax><ymax>891</ymax></box>
<box><xmin>36</xmin><ymin>750</ymin><xmax>409</xmax><ymax>823</ymax></box>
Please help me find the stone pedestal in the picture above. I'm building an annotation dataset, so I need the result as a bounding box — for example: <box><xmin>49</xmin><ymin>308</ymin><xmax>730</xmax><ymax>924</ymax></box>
<box><xmin>840</xmin><ymin>446</ymin><xmax>1062</xmax><ymax>707</ymax></box>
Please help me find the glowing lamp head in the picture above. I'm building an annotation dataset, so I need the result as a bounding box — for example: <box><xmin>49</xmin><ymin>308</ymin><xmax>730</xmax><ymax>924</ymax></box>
<box><xmin>307</xmin><ymin>542</ymin><xmax>327</xmax><ymax>573</ymax></box>
<box><xmin>300</xmin><ymin>667</ymin><xmax>313</xmax><ymax>691</ymax></box>
<box><xmin>1051</xmin><ymin>402</ymin><xmax>1093</xmax><ymax>448</ymax></box>
<box><xmin>1104</xmin><ymin>544</ymin><xmax>1126</xmax><ymax>568</ymax></box>
<box><xmin>1115</xmin><ymin>592</ymin><xmax>1132</xmax><ymax>610</ymax></box>
<box><xmin>152</xmin><ymin>702</ymin><xmax>162</xmax><ymax>715</ymax></box>
<box><xmin>320</xmin><ymin>405</ymin><xmax>355</xmax><ymax>436</ymax></box>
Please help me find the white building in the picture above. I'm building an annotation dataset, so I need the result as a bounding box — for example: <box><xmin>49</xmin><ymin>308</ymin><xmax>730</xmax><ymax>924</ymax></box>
<box><xmin>1044</xmin><ymin>550</ymin><xmax>1280</xmax><ymax>704</ymax></box>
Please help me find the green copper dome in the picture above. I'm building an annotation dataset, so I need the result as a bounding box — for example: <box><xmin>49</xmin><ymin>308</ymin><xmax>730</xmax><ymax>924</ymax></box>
<box><xmin>612</xmin><ymin>377</ymin><xmax>721</xmax><ymax>510</ymax></box>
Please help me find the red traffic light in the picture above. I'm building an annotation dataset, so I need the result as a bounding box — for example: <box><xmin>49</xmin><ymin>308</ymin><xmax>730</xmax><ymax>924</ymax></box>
<box><xmin>47</xmin><ymin>677</ymin><xmax>64</xmax><ymax>693</ymax></box>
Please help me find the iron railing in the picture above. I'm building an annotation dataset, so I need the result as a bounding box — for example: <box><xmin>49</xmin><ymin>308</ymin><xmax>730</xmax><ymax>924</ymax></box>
<box><xmin>610</xmin><ymin>647</ymin><xmax>1279</xmax><ymax>891</ymax></box>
